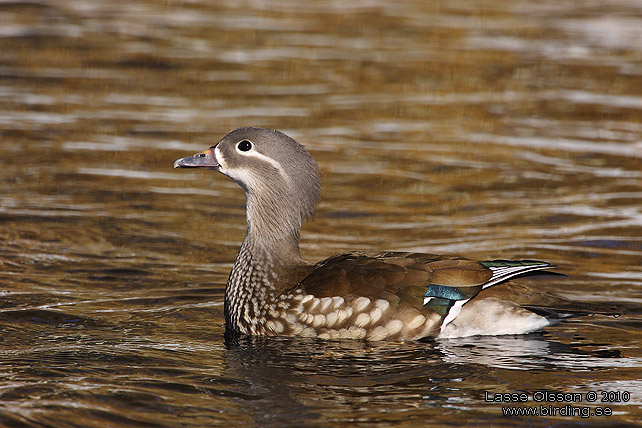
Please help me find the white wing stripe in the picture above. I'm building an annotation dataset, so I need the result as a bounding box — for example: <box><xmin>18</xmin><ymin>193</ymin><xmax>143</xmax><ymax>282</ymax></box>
<box><xmin>483</xmin><ymin>264</ymin><xmax>550</xmax><ymax>289</ymax></box>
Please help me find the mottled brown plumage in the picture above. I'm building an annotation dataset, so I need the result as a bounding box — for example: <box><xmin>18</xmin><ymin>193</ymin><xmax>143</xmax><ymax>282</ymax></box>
<box><xmin>173</xmin><ymin>127</ymin><xmax>599</xmax><ymax>341</ymax></box>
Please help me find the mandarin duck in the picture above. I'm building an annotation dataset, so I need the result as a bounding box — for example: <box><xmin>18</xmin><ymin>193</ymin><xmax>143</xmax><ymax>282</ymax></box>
<box><xmin>174</xmin><ymin>127</ymin><xmax>605</xmax><ymax>341</ymax></box>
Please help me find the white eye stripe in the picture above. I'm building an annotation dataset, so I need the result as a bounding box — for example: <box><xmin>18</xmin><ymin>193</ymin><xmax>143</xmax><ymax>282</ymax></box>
<box><xmin>217</xmin><ymin>143</ymin><xmax>289</xmax><ymax>182</ymax></box>
<box><xmin>236</xmin><ymin>149</ymin><xmax>289</xmax><ymax>181</ymax></box>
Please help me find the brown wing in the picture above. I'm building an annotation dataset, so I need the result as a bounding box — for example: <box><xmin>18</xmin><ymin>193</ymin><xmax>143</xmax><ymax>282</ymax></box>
<box><xmin>299</xmin><ymin>251</ymin><xmax>493</xmax><ymax>305</ymax></box>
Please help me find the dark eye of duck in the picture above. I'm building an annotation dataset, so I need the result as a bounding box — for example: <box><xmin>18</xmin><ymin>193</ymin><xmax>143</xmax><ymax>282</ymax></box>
<box><xmin>198</xmin><ymin>153</ymin><xmax>206</xmax><ymax>157</ymax></box>
<box><xmin>237</xmin><ymin>140</ymin><xmax>252</xmax><ymax>152</ymax></box>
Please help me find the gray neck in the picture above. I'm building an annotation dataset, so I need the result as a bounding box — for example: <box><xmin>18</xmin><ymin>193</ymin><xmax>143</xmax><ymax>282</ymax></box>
<box><xmin>245</xmin><ymin>186</ymin><xmax>306</xmax><ymax>244</ymax></box>
<box><xmin>224</xmin><ymin>180</ymin><xmax>316</xmax><ymax>333</ymax></box>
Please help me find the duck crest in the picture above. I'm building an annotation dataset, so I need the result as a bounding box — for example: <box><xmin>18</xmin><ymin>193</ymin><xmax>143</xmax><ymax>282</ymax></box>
<box><xmin>174</xmin><ymin>127</ymin><xmax>614</xmax><ymax>341</ymax></box>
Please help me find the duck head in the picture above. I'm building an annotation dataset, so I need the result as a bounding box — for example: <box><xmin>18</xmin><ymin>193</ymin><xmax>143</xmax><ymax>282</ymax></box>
<box><xmin>174</xmin><ymin>127</ymin><xmax>321</xmax><ymax>243</ymax></box>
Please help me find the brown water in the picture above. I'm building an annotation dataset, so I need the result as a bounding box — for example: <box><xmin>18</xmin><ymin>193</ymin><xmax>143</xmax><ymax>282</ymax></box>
<box><xmin>1</xmin><ymin>0</ymin><xmax>641</xmax><ymax>426</ymax></box>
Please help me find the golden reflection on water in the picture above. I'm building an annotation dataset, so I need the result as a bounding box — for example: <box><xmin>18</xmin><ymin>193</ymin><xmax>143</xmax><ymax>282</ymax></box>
<box><xmin>0</xmin><ymin>0</ymin><xmax>641</xmax><ymax>426</ymax></box>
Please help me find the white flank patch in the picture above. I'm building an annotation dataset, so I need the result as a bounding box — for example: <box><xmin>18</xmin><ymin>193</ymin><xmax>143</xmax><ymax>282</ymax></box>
<box><xmin>267</xmin><ymin>320</ymin><xmax>284</xmax><ymax>334</ymax></box>
<box><xmin>385</xmin><ymin>319</ymin><xmax>403</xmax><ymax>336</ymax></box>
<box><xmin>348</xmin><ymin>326</ymin><xmax>366</xmax><ymax>339</ymax></box>
<box><xmin>438</xmin><ymin>299</ymin><xmax>551</xmax><ymax>339</ymax></box>
<box><xmin>336</xmin><ymin>308</ymin><xmax>352</xmax><ymax>324</ymax></box>
<box><xmin>354</xmin><ymin>313</ymin><xmax>370</xmax><ymax>328</ymax></box>
<box><xmin>367</xmin><ymin>326</ymin><xmax>388</xmax><ymax>341</ymax></box>
<box><xmin>319</xmin><ymin>297</ymin><xmax>332</xmax><ymax>312</ymax></box>
<box><xmin>312</xmin><ymin>314</ymin><xmax>326</xmax><ymax>328</ymax></box>
<box><xmin>369</xmin><ymin>307</ymin><xmax>383</xmax><ymax>324</ymax></box>
<box><xmin>326</xmin><ymin>311</ymin><xmax>339</xmax><ymax>328</ymax></box>
<box><xmin>332</xmin><ymin>296</ymin><xmax>345</xmax><ymax>309</ymax></box>
<box><xmin>352</xmin><ymin>297</ymin><xmax>370</xmax><ymax>312</ymax></box>
<box><xmin>374</xmin><ymin>299</ymin><xmax>390</xmax><ymax>312</ymax></box>
<box><xmin>407</xmin><ymin>314</ymin><xmax>426</xmax><ymax>330</ymax></box>
<box><xmin>307</xmin><ymin>298</ymin><xmax>320</xmax><ymax>312</ymax></box>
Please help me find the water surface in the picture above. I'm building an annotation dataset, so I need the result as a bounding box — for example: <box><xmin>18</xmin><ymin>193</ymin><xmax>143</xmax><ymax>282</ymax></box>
<box><xmin>1</xmin><ymin>0</ymin><xmax>641</xmax><ymax>426</ymax></box>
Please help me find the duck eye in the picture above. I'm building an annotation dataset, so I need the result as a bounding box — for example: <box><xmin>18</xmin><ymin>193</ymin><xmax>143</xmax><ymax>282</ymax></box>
<box><xmin>237</xmin><ymin>140</ymin><xmax>252</xmax><ymax>152</ymax></box>
<box><xmin>198</xmin><ymin>153</ymin><xmax>206</xmax><ymax>157</ymax></box>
